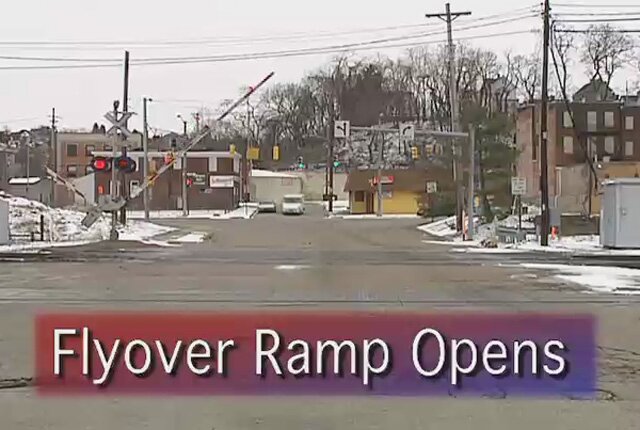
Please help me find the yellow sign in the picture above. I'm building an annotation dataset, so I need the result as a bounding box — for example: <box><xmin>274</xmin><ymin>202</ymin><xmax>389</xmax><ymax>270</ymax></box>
<box><xmin>247</xmin><ymin>147</ymin><xmax>260</xmax><ymax>160</ymax></box>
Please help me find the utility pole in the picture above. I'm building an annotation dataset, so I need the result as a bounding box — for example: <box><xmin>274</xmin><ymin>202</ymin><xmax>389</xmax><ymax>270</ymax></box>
<box><xmin>142</xmin><ymin>97</ymin><xmax>151</xmax><ymax>221</ymax></box>
<box><xmin>376</xmin><ymin>115</ymin><xmax>384</xmax><ymax>217</ymax></box>
<box><xmin>120</xmin><ymin>51</ymin><xmax>130</xmax><ymax>225</ymax></box>
<box><xmin>50</xmin><ymin>108</ymin><xmax>58</xmax><ymax>204</ymax></box>
<box><xmin>467</xmin><ymin>126</ymin><xmax>475</xmax><ymax>240</ymax></box>
<box><xmin>426</xmin><ymin>3</ymin><xmax>471</xmax><ymax>232</ymax></box>
<box><xmin>328</xmin><ymin>118</ymin><xmax>335</xmax><ymax>213</ymax></box>
<box><xmin>540</xmin><ymin>0</ymin><xmax>551</xmax><ymax>246</ymax></box>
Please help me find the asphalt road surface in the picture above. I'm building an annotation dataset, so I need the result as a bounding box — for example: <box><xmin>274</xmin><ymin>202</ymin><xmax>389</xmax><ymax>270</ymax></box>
<box><xmin>0</xmin><ymin>206</ymin><xmax>638</xmax><ymax>429</ymax></box>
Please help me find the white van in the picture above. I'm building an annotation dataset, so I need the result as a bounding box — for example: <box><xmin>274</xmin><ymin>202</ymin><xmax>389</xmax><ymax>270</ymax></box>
<box><xmin>281</xmin><ymin>194</ymin><xmax>305</xmax><ymax>215</ymax></box>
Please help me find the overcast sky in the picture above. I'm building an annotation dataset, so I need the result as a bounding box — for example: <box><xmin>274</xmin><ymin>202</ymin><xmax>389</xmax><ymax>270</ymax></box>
<box><xmin>0</xmin><ymin>0</ymin><xmax>637</xmax><ymax>134</ymax></box>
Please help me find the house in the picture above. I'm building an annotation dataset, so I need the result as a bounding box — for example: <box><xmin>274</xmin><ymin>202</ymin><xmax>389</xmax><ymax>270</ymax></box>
<box><xmin>91</xmin><ymin>150</ymin><xmax>242</xmax><ymax>211</ymax></box>
<box><xmin>515</xmin><ymin>81</ymin><xmax>640</xmax><ymax>215</ymax></box>
<box><xmin>344</xmin><ymin>168</ymin><xmax>450</xmax><ymax>215</ymax></box>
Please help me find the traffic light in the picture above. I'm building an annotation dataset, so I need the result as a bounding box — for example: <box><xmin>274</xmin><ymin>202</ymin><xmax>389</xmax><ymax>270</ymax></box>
<box><xmin>115</xmin><ymin>156</ymin><xmax>137</xmax><ymax>173</ymax></box>
<box><xmin>272</xmin><ymin>145</ymin><xmax>280</xmax><ymax>161</ymax></box>
<box><xmin>411</xmin><ymin>146</ymin><xmax>419</xmax><ymax>160</ymax></box>
<box><xmin>333</xmin><ymin>159</ymin><xmax>341</xmax><ymax>168</ymax></box>
<box><xmin>297</xmin><ymin>156</ymin><xmax>305</xmax><ymax>169</ymax></box>
<box><xmin>186</xmin><ymin>177</ymin><xmax>194</xmax><ymax>187</ymax></box>
<box><xmin>90</xmin><ymin>156</ymin><xmax>111</xmax><ymax>172</ymax></box>
<box><xmin>230</xmin><ymin>144</ymin><xmax>236</xmax><ymax>154</ymax></box>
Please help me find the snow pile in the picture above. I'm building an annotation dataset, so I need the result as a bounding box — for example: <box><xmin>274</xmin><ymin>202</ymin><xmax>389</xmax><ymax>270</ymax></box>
<box><xmin>2</xmin><ymin>195</ymin><xmax>175</xmax><ymax>246</ymax></box>
<box><xmin>417</xmin><ymin>216</ymin><xmax>458</xmax><ymax>238</ymax></box>
<box><xmin>212</xmin><ymin>205</ymin><xmax>258</xmax><ymax>219</ymax></box>
<box><xmin>522</xmin><ymin>263</ymin><xmax>640</xmax><ymax>295</ymax></box>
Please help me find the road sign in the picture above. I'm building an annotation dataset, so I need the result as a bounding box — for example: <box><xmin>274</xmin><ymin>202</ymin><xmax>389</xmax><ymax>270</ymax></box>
<box><xmin>371</xmin><ymin>175</ymin><xmax>394</xmax><ymax>186</ymax></box>
<box><xmin>247</xmin><ymin>147</ymin><xmax>260</xmax><ymax>160</ymax></box>
<box><xmin>334</xmin><ymin>120</ymin><xmax>350</xmax><ymax>139</ymax></box>
<box><xmin>104</xmin><ymin>111</ymin><xmax>134</xmax><ymax>139</ymax></box>
<box><xmin>187</xmin><ymin>173</ymin><xmax>206</xmax><ymax>186</ymax></box>
<box><xmin>400</xmin><ymin>123</ymin><xmax>415</xmax><ymax>141</ymax></box>
<box><xmin>209</xmin><ymin>175</ymin><xmax>235</xmax><ymax>188</ymax></box>
<box><xmin>511</xmin><ymin>177</ymin><xmax>527</xmax><ymax>195</ymax></box>
<box><xmin>426</xmin><ymin>181</ymin><xmax>438</xmax><ymax>194</ymax></box>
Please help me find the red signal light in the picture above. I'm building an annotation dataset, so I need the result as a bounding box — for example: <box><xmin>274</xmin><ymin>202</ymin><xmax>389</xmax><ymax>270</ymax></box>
<box><xmin>90</xmin><ymin>156</ymin><xmax>111</xmax><ymax>172</ymax></box>
<box><xmin>186</xmin><ymin>177</ymin><xmax>194</xmax><ymax>187</ymax></box>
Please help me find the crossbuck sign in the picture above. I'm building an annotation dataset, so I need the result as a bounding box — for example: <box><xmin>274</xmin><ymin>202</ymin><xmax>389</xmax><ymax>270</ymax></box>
<box><xmin>104</xmin><ymin>111</ymin><xmax>134</xmax><ymax>139</ymax></box>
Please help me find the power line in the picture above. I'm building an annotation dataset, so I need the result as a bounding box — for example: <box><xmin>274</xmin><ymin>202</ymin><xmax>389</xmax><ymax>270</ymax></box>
<box><xmin>555</xmin><ymin>28</ymin><xmax>640</xmax><ymax>33</ymax></box>
<box><xmin>555</xmin><ymin>17</ymin><xmax>640</xmax><ymax>23</ymax></box>
<box><xmin>553</xmin><ymin>11</ymin><xmax>640</xmax><ymax>16</ymax></box>
<box><xmin>0</xmin><ymin>29</ymin><xmax>537</xmax><ymax>71</ymax></box>
<box><xmin>0</xmin><ymin>5</ymin><xmax>539</xmax><ymax>49</ymax></box>
<box><xmin>554</xmin><ymin>3</ymin><xmax>640</xmax><ymax>7</ymax></box>
<box><xmin>0</xmin><ymin>13</ymin><xmax>539</xmax><ymax>65</ymax></box>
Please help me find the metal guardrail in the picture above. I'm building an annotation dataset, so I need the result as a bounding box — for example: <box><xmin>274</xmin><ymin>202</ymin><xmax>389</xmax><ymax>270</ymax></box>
<box><xmin>495</xmin><ymin>225</ymin><xmax>536</xmax><ymax>244</ymax></box>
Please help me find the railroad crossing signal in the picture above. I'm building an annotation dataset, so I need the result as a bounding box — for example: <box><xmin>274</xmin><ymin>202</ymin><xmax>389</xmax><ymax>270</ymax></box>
<box><xmin>104</xmin><ymin>111</ymin><xmax>135</xmax><ymax>139</ymax></box>
<box><xmin>334</xmin><ymin>120</ymin><xmax>350</xmax><ymax>139</ymax></box>
<box><xmin>400</xmin><ymin>123</ymin><xmax>415</xmax><ymax>141</ymax></box>
<box><xmin>90</xmin><ymin>156</ymin><xmax>111</xmax><ymax>172</ymax></box>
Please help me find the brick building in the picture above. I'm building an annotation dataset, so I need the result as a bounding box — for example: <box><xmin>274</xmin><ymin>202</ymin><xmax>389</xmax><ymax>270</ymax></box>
<box><xmin>515</xmin><ymin>89</ymin><xmax>640</xmax><ymax>214</ymax></box>
<box><xmin>91</xmin><ymin>150</ymin><xmax>242</xmax><ymax>211</ymax></box>
<box><xmin>57</xmin><ymin>132</ymin><xmax>142</xmax><ymax>178</ymax></box>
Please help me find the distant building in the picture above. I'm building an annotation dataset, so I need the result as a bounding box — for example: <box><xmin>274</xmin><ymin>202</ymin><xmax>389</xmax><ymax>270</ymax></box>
<box><xmin>7</xmin><ymin>177</ymin><xmax>53</xmax><ymax>205</ymax></box>
<box><xmin>515</xmin><ymin>81</ymin><xmax>640</xmax><ymax>214</ymax></box>
<box><xmin>57</xmin><ymin>131</ymin><xmax>142</xmax><ymax>178</ymax></box>
<box><xmin>91</xmin><ymin>150</ymin><xmax>241</xmax><ymax>211</ymax></box>
<box><xmin>344</xmin><ymin>168</ymin><xmax>451</xmax><ymax>215</ymax></box>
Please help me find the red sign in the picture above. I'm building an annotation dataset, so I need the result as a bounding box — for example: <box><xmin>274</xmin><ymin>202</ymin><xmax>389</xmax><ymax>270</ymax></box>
<box><xmin>371</xmin><ymin>175</ymin><xmax>394</xmax><ymax>185</ymax></box>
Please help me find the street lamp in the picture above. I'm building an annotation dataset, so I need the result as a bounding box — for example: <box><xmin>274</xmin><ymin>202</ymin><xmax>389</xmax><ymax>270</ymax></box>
<box><xmin>176</xmin><ymin>114</ymin><xmax>188</xmax><ymax>137</ymax></box>
<box><xmin>19</xmin><ymin>131</ymin><xmax>33</xmax><ymax>195</ymax></box>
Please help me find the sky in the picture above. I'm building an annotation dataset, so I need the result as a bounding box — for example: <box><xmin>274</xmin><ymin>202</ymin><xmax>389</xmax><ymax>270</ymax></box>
<box><xmin>0</xmin><ymin>0</ymin><xmax>638</xmax><ymax>135</ymax></box>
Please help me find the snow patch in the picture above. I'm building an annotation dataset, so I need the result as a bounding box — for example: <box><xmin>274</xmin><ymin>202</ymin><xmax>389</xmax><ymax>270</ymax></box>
<box><xmin>173</xmin><ymin>232</ymin><xmax>206</xmax><ymax>243</ymax></box>
<box><xmin>521</xmin><ymin>263</ymin><xmax>640</xmax><ymax>295</ymax></box>
<box><xmin>1</xmin><ymin>195</ymin><xmax>175</xmax><ymax>249</ymax></box>
<box><xmin>274</xmin><ymin>265</ymin><xmax>309</xmax><ymax>271</ymax></box>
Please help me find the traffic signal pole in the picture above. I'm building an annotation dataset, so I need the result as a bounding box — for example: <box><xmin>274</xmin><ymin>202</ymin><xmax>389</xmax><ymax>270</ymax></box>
<box><xmin>110</xmin><ymin>101</ymin><xmax>119</xmax><ymax>240</ymax></box>
<box><xmin>328</xmin><ymin>118</ymin><xmax>335</xmax><ymax>213</ymax></box>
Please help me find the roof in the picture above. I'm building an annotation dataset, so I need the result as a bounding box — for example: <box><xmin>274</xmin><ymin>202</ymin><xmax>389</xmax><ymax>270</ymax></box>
<box><xmin>251</xmin><ymin>169</ymin><xmax>299</xmax><ymax>179</ymax></box>
<box><xmin>9</xmin><ymin>177</ymin><xmax>41</xmax><ymax>185</ymax></box>
<box><xmin>344</xmin><ymin>168</ymin><xmax>448</xmax><ymax>192</ymax></box>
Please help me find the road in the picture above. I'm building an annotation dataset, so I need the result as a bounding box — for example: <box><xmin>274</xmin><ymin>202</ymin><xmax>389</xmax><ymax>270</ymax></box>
<box><xmin>0</xmin><ymin>205</ymin><xmax>638</xmax><ymax>429</ymax></box>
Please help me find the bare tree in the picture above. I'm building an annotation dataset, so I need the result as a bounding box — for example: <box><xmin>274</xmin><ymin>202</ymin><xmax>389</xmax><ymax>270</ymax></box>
<box><xmin>509</xmin><ymin>52</ymin><xmax>540</xmax><ymax>102</ymax></box>
<box><xmin>579</xmin><ymin>24</ymin><xmax>634</xmax><ymax>96</ymax></box>
<box><xmin>550</xmin><ymin>24</ymin><xmax>575</xmax><ymax>97</ymax></box>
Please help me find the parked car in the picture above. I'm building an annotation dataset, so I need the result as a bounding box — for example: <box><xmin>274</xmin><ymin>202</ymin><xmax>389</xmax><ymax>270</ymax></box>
<box><xmin>257</xmin><ymin>201</ymin><xmax>277</xmax><ymax>213</ymax></box>
<box><xmin>281</xmin><ymin>194</ymin><xmax>305</xmax><ymax>215</ymax></box>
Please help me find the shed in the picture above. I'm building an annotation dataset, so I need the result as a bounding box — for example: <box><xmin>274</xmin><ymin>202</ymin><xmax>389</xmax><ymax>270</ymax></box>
<box><xmin>7</xmin><ymin>177</ymin><xmax>53</xmax><ymax>205</ymax></box>
<box><xmin>600</xmin><ymin>178</ymin><xmax>640</xmax><ymax>249</ymax></box>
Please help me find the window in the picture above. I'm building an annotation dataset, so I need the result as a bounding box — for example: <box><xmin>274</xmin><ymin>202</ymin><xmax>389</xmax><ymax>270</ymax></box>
<box><xmin>216</xmin><ymin>157</ymin><xmax>234</xmax><ymax>174</ymax></box>
<box><xmin>66</xmin><ymin>143</ymin><xmax>78</xmax><ymax>157</ymax></box>
<box><xmin>66</xmin><ymin>165</ymin><xmax>78</xmax><ymax>176</ymax></box>
<box><xmin>587</xmin><ymin>111</ymin><xmax>597</xmax><ymax>132</ymax></box>
<box><xmin>562</xmin><ymin>111</ymin><xmax>573</xmax><ymax>128</ymax></box>
<box><xmin>625</xmin><ymin>116</ymin><xmax>634</xmax><ymax>131</ymax></box>
<box><xmin>626</xmin><ymin>141</ymin><xmax>634</xmax><ymax>157</ymax></box>
<box><xmin>354</xmin><ymin>191</ymin><xmax>365</xmax><ymax>202</ymax></box>
<box><xmin>604</xmin><ymin>111</ymin><xmax>614</xmax><ymax>128</ymax></box>
<box><xmin>85</xmin><ymin>145</ymin><xmax>95</xmax><ymax>156</ymax></box>
<box><xmin>563</xmin><ymin>136</ymin><xmax>573</xmax><ymax>154</ymax></box>
<box><xmin>604</xmin><ymin>136</ymin><xmax>615</xmax><ymax>154</ymax></box>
